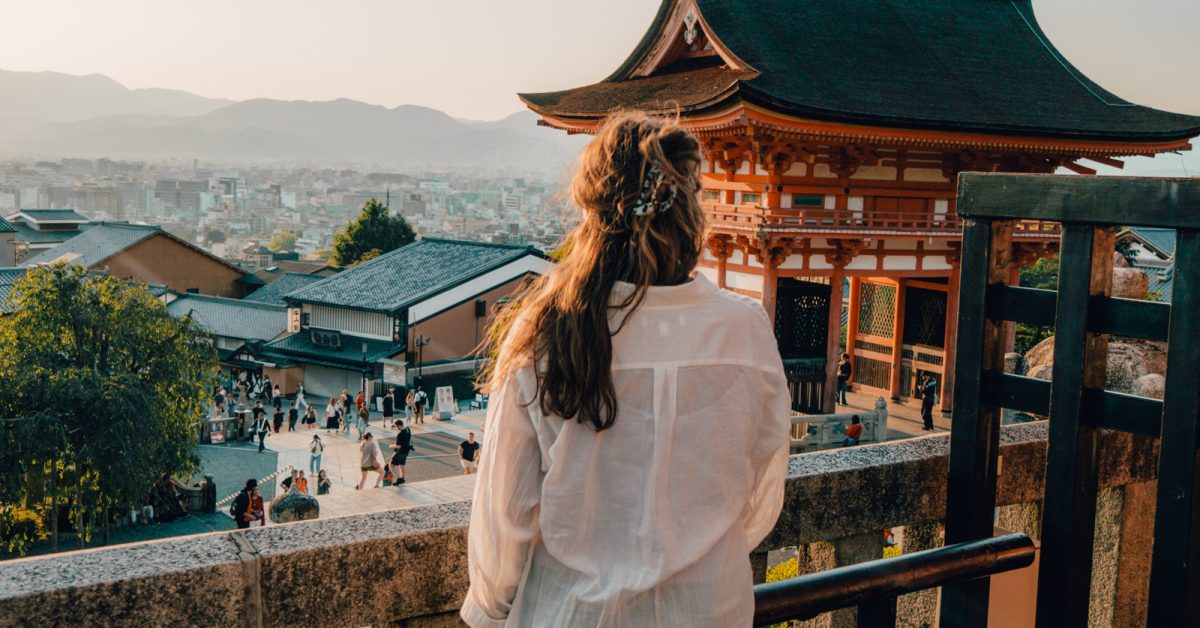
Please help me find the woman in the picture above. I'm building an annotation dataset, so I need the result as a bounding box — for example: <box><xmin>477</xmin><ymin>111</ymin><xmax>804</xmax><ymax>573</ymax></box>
<box><xmin>836</xmin><ymin>352</ymin><xmax>853</xmax><ymax>405</ymax></box>
<box><xmin>325</xmin><ymin>398</ymin><xmax>339</xmax><ymax>433</ymax></box>
<box><xmin>356</xmin><ymin>432</ymin><xmax>383</xmax><ymax>490</ymax></box>
<box><xmin>303</xmin><ymin>404</ymin><xmax>317</xmax><ymax>429</ymax></box>
<box><xmin>404</xmin><ymin>389</ymin><xmax>416</xmax><ymax>424</ymax></box>
<box><xmin>462</xmin><ymin>113</ymin><xmax>791</xmax><ymax>627</ymax></box>
<box><xmin>316</xmin><ymin>470</ymin><xmax>332</xmax><ymax>495</ymax></box>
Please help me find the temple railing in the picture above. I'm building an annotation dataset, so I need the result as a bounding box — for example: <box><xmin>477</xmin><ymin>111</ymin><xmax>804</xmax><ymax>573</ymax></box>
<box><xmin>702</xmin><ymin>202</ymin><xmax>1061</xmax><ymax>237</ymax></box>
<box><xmin>0</xmin><ymin>421</ymin><xmax>1159</xmax><ymax>627</ymax></box>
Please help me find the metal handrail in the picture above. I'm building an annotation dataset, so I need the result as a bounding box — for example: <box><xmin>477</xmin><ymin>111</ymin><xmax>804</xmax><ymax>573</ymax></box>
<box><xmin>752</xmin><ymin>532</ymin><xmax>1035</xmax><ymax>627</ymax></box>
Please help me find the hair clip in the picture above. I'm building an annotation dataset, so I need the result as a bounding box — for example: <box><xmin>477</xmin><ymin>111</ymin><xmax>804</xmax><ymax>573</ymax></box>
<box><xmin>631</xmin><ymin>164</ymin><xmax>677</xmax><ymax>216</ymax></box>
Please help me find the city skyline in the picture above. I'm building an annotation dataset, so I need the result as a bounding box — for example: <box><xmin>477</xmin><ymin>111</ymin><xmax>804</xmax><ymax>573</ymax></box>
<box><xmin>1</xmin><ymin>0</ymin><xmax>1197</xmax><ymax>121</ymax></box>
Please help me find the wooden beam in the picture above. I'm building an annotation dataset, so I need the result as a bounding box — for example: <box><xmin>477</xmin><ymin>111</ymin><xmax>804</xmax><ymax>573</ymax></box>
<box><xmin>1085</xmin><ymin>155</ymin><xmax>1125</xmax><ymax>169</ymax></box>
<box><xmin>1061</xmin><ymin>161</ymin><xmax>1098</xmax><ymax>175</ymax></box>
<box><xmin>958</xmin><ymin>173</ymin><xmax>1200</xmax><ymax>229</ymax></box>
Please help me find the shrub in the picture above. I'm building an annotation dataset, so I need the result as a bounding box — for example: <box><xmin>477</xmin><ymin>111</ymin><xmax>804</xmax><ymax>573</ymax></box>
<box><xmin>0</xmin><ymin>506</ymin><xmax>46</xmax><ymax>555</ymax></box>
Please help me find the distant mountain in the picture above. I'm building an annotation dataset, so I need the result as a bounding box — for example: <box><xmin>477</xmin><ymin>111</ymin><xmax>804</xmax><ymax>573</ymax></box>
<box><xmin>0</xmin><ymin>69</ymin><xmax>231</xmax><ymax>122</ymax></box>
<box><xmin>0</xmin><ymin>69</ymin><xmax>586</xmax><ymax>173</ymax></box>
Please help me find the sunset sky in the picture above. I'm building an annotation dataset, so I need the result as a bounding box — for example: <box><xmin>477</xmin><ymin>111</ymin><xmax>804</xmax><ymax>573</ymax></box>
<box><xmin>2</xmin><ymin>0</ymin><xmax>1197</xmax><ymax>122</ymax></box>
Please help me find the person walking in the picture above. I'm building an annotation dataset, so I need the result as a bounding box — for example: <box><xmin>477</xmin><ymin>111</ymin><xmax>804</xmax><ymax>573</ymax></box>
<box><xmin>231</xmin><ymin>480</ymin><xmax>259</xmax><ymax>530</ymax></box>
<box><xmin>389</xmin><ymin>421</ymin><xmax>413</xmax><ymax>485</ymax></box>
<box><xmin>254</xmin><ymin>410</ymin><xmax>270</xmax><ymax>453</ymax></box>
<box><xmin>844</xmin><ymin>415</ymin><xmax>863</xmax><ymax>447</ymax></box>
<box><xmin>296</xmin><ymin>382</ymin><xmax>308</xmax><ymax>413</ymax></box>
<box><xmin>325</xmin><ymin>398</ymin><xmax>339</xmax><ymax>433</ymax></box>
<box><xmin>263</xmin><ymin>374</ymin><xmax>274</xmax><ymax>404</ymax></box>
<box><xmin>272</xmin><ymin>385</ymin><xmax>283</xmax><ymax>411</ymax></box>
<box><xmin>339</xmin><ymin>390</ymin><xmax>352</xmax><ymax>434</ymax></box>
<box><xmin>303</xmin><ymin>404</ymin><xmax>317</xmax><ymax>430</ymax></box>
<box><xmin>413</xmin><ymin>387</ymin><xmax>427</xmax><ymax>424</ymax></box>
<box><xmin>404</xmin><ymin>389</ymin><xmax>416</xmax><ymax>424</ymax></box>
<box><xmin>272</xmin><ymin>406</ymin><xmax>284</xmax><ymax>434</ymax></box>
<box><xmin>836</xmin><ymin>352</ymin><xmax>853</xmax><ymax>405</ymax></box>
<box><xmin>920</xmin><ymin>373</ymin><xmax>938</xmax><ymax>431</ymax></box>
<box><xmin>382</xmin><ymin>387</ymin><xmax>396</xmax><ymax>429</ymax></box>
<box><xmin>461</xmin><ymin>113</ymin><xmax>792</xmax><ymax>628</ymax></box>
<box><xmin>356</xmin><ymin>433</ymin><xmax>384</xmax><ymax>490</ymax></box>
<box><xmin>310</xmin><ymin>434</ymin><xmax>324</xmax><ymax>473</ymax></box>
<box><xmin>357</xmin><ymin>403</ymin><xmax>370</xmax><ymax>440</ymax></box>
<box><xmin>287</xmin><ymin>402</ymin><xmax>299</xmax><ymax>432</ymax></box>
<box><xmin>458</xmin><ymin>432</ymin><xmax>480</xmax><ymax>475</ymax></box>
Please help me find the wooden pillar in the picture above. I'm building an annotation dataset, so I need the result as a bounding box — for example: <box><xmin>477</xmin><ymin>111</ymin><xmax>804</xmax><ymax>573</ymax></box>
<box><xmin>716</xmin><ymin>254</ymin><xmax>728</xmax><ymax>289</ymax></box>
<box><xmin>824</xmin><ymin>269</ymin><xmax>846</xmax><ymax>413</ymax></box>
<box><xmin>761</xmin><ymin>262</ymin><xmax>779</xmax><ymax>324</ymax></box>
<box><xmin>941</xmin><ymin>264</ymin><xmax>961</xmax><ymax>415</ymax></box>
<box><xmin>1004</xmin><ymin>265</ymin><xmax>1020</xmax><ymax>353</ymax></box>
<box><xmin>888</xmin><ymin>280</ymin><xmax>907</xmax><ymax>400</ymax></box>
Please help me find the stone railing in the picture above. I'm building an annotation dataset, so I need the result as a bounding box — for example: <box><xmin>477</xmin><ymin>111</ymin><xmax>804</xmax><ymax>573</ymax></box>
<box><xmin>791</xmin><ymin>396</ymin><xmax>888</xmax><ymax>451</ymax></box>
<box><xmin>0</xmin><ymin>422</ymin><xmax>1159</xmax><ymax>627</ymax></box>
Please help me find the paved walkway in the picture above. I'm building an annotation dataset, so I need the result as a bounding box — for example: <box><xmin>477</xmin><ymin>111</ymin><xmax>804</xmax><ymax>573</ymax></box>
<box><xmin>839</xmin><ymin>389</ymin><xmax>952</xmax><ymax>440</ymax></box>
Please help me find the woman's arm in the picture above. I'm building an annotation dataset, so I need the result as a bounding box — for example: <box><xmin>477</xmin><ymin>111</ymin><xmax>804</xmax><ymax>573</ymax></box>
<box><xmin>461</xmin><ymin>374</ymin><xmax>543</xmax><ymax>628</ymax></box>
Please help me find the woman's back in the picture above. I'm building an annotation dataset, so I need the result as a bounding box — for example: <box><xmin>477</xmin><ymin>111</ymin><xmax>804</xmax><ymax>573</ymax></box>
<box><xmin>464</xmin><ymin>276</ymin><xmax>791</xmax><ymax>627</ymax></box>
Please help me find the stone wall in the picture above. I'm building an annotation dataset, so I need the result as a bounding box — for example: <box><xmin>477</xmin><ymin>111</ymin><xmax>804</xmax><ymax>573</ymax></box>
<box><xmin>0</xmin><ymin>423</ymin><xmax>1160</xmax><ymax>627</ymax></box>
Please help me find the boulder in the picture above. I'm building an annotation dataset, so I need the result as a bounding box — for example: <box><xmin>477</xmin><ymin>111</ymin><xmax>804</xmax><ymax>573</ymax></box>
<box><xmin>1023</xmin><ymin>336</ymin><xmax>1167</xmax><ymax>394</ymax></box>
<box><xmin>1004</xmin><ymin>352</ymin><xmax>1026</xmax><ymax>376</ymax></box>
<box><xmin>1111</xmin><ymin>267</ymin><xmax>1149</xmax><ymax>300</ymax></box>
<box><xmin>1113</xmin><ymin>251</ymin><xmax>1130</xmax><ymax>268</ymax></box>
<box><xmin>269</xmin><ymin>488</ymin><xmax>320</xmax><ymax>524</ymax></box>
<box><xmin>1134</xmin><ymin>373</ymin><xmax>1166</xmax><ymax>400</ymax></box>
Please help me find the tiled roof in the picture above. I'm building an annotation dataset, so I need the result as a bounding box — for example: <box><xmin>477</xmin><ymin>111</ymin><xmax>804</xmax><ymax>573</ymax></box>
<box><xmin>12</xmin><ymin>209</ymin><xmax>88</xmax><ymax>223</ymax></box>
<box><xmin>0</xmin><ymin>218</ymin><xmax>14</xmax><ymax>233</ymax></box>
<box><xmin>286</xmin><ymin>238</ymin><xmax>541</xmax><ymax>313</ymax></box>
<box><xmin>23</xmin><ymin>222</ymin><xmax>160</xmax><ymax>267</ymax></box>
<box><xmin>264</xmin><ymin>330</ymin><xmax>404</xmax><ymax>368</ymax></box>
<box><xmin>166</xmin><ymin>293</ymin><xmax>287</xmax><ymax>342</ymax></box>
<box><xmin>523</xmin><ymin>0</ymin><xmax>1200</xmax><ymax>141</ymax></box>
<box><xmin>0</xmin><ymin>268</ymin><xmax>26</xmax><ymax>314</ymax></box>
<box><xmin>1127</xmin><ymin>227</ymin><xmax>1176</xmax><ymax>258</ymax></box>
<box><xmin>1134</xmin><ymin>263</ymin><xmax>1175</xmax><ymax>304</ymax></box>
<box><xmin>243</xmin><ymin>273</ymin><xmax>324</xmax><ymax>306</ymax></box>
<box><xmin>8</xmin><ymin>221</ymin><xmax>98</xmax><ymax>244</ymax></box>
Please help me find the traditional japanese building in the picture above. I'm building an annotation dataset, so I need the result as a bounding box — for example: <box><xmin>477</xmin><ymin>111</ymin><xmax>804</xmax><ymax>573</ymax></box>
<box><xmin>521</xmin><ymin>0</ymin><xmax>1200</xmax><ymax>413</ymax></box>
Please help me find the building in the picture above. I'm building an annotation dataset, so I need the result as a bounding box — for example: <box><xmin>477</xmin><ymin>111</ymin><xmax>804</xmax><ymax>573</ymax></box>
<box><xmin>0</xmin><ymin>219</ymin><xmax>15</xmax><ymax>266</ymax></box>
<box><xmin>240</xmin><ymin>243</ymin><xmax>274</xmax><ymax>271</ymax></box>
<box><xmin>521</xmin><ymin>0</ymin><xmax>1200</xmax><ymax>413</ymax></box>
<box><xmin>23</xmin><ymin>222</ymin><xmax>251</xmax><ymax>298</ymax></box>
<box><xmin>4</xmin><ymin>209</ymin><xmax>98</xmax><ymax>263</ymax></box>
<box><xmin>242</xmin><ymin>272</ymin><xmax>326</xmax><ymax>306</ymax></box>
<box><xmin>260</xmin><ymin>238</ymin><xmax>549</xmax><ymax>398</ymax></box>
<box><xmin>165</xmin><ymin>293</ymin><xmax>289</xmax><ymax>378</ymax></box>
<box><xmin>1117</xmin><ymin>227</ymin><xmax>1176</xmax><ymax>302</ymax></box>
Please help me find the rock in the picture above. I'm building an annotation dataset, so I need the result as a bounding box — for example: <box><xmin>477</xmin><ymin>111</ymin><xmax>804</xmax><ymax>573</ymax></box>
<box><xmin>1023</xmin><ymin>336</ymin><xmax>1167</xmax><ymax>394</ymax></box>
<box><xmin>1134</xmin><ymin>373</ymin><xmax>1165</xmax><ymax>400</ymax></box>
<box><xmin>269</xmin><ymin>488</ymin><xmax>320</xmax><ymax>524</ymax></box>
<box><xmin>1111</xmin><ymin>267</ymin><xmax>1149</xmax><ymax>300</ymax></box>
<box><xmin>1113</xmin><ymin>251</ymin><xmax>1130</xmax><ymax>268</ymax></box>
<box><xmin>1004</xmin><ymin>352</ymin><xmax>1026</xmax><ymax>375</ymax></box>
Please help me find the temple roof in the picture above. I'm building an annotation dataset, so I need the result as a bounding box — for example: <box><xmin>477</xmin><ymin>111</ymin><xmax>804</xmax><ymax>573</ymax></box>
<box><xmin>522</xmin><ymin>0</ymin><xmax>1200</xmax><ymax>142</ymax></box>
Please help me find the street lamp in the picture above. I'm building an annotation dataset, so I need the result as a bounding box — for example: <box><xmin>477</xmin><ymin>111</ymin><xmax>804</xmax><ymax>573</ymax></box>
<box><xmin>413</xmin><ymin>334</ymin><xmax>431</xmax><ymax>385</ymax></box>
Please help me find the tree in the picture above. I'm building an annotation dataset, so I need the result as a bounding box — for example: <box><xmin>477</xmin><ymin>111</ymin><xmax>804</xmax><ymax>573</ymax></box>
<box><xmin>330</xmin><ymin>199</ymin><xmax>416</xmax><ymax>267</ymax></box>
<box><xmin>206</xmin><ymin>229</ymin><xmax>227</xmax><ymax>244</ymax></box>
<box><xmin>0</xmin><ymin>264</ymin><xmax>216</xmax><ymax>554</ymax></box>
<box><xmin>267</xmin><ymin>231</ymin><xmax>298</xmax><ymax>252</ymax></box>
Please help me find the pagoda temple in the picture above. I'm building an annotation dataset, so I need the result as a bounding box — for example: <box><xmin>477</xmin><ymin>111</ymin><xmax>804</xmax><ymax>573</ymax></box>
<box><xmin>521</xmin><ymin>0</ymin><xmax>1200</xmax><ymax>414</ymax></box>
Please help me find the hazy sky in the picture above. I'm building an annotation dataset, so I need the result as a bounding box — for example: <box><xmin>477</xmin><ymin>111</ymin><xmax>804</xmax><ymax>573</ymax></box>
<box><xmin>2</xmin><ymin>1</ymin><xmax>1198</xmax><ymax>121</ymax></box>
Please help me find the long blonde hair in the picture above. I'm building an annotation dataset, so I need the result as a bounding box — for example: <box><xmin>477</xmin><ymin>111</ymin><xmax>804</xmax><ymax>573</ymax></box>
<box><xmin>482</xmin><ymin>111</ymin><xmax>706</xmax><ymax>430</ymax></box>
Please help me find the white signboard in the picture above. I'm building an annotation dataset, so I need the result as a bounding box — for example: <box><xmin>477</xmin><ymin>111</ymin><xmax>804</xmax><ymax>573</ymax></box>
<box><xmin>383</xmin><ymin>362</ymin><xmax>406</xmax><ymax>386</ymax></box>
<box><xmin>435</xmin><ymin>386</ymin><xmax>456</xmax><ymax>420</ymax></box>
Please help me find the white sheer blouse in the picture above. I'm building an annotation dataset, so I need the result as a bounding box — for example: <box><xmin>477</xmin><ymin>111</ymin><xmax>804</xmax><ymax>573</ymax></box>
<box><xmin>462</xmin><ymin>273</ymin><xmax>792</xmax><ymax>627</ymax></box>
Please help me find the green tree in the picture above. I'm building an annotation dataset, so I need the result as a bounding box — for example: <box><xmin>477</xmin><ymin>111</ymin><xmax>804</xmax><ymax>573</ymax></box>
<box><xmin>330</xmin><ymin>199</ymin><xmax>416</xmax><ymax>267</ymax></box>
<box><xmin>0</xmin><ymin>264</ymin><xmax>216</xmax><ymax>554</ymax></box>
<box><xmin>206</xmin><ymin>229</ymin><xmax>227</xmax><ymax>244</ymax></box>
<box><xmin>267</xmin><ymin>231</ymin><xmax>298</xmax><ymax>252</ymax></box>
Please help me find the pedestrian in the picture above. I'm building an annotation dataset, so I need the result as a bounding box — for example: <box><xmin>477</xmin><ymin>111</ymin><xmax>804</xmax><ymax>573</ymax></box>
<box><xmin>356</xmin><ymin>432</ymin><xmax>384</xmax><ymax>490</ymax></box>
<box><xmin>303</xmin><ymin>404</ymin><xmax>317</xmax><ymax>429</ymax></box>
<box><xmin>325</xmin><ymin>398</ymin><xmax>339</xmax><ymax>433</ymax></box>
<box><xmin>310</xmin><ymin>434</ymin><xmax>324</xmax><ymax>473</ymax></box>
<box><xmin>287</xmin><ymin>402</ymin><xmax>299</xmax><ymax>431</ymax></box>
<box><xmin>231</xmin><ymin>479</ymin><xmax>259</xmax><ymax>530</ymax></box>
<box><xmin>355</xmin><ymin>389</ymin><xmax>366</xmax><ymax>413</ymax></box>
<box><xmin>250</xmin><ymin>487</ymin><xmax>266</xmax><ymax>527</ymax></box>
<box><xmin>459</xmin><ymin>114</ymin><xmax>792</xmax><ymax>627</ymax></box>
<box><xmin>339</xmin><ymin>389</ymin><xmax>352</xmax><ymax>434</ymax></box>
<box><xmin>317</xmin><ymin>470</ymin><xmax>332</xmax><ymax>495</ymax></box>
<box><xmin>458</xmin><ymin>432</ymin><xmax>480</xmax><ymax>475</ymax></box>
<box><xmin>844</xmin><ymin>415</ymin><xmax>863</xmax><ymax>447</ymax></box>
<box><xmin>836</xmin><ymin>352</ymin><xmax>853</xmax><ymax>405</ymax></box>
<box><xmin>920</xmin><ymin>373</ymin><xmax>938</xmax><ymax>431</ymax></box>
<box><xmin>413</xmin><ymin>387</ymin><xmax>427</xmax><ymax>424</ymax></box>
<box><xmin>272</xmin><ymin>406</ymin><xmax>284</xmax><ymax>433</ymax></box>
<box><xmin>357</xmin><ymin>403</ymin><xmax>370</xmax><ymax>439</ymax></box>
<box><xmin>404</xmin><ymin>389</ymin><xmax>416</xmax><ymax>423</ymax></box>
<box><xmin>281</xmin><ymin>470</ymin><xmax>296</xmax><ymax>493</ymax></box>
<box><xmin>214</xmin><ymin>387</ymin><xmax>226</xmax><ymax>417</ymax></box>
<box><xmin>296</xmin><ymin>382</ymin><xmax>308</xmax><ymax>413</ymax></box>
<box><xmin>251</xmin><ymin>401</ymin><xmax>267</xmax><ymax>443</ymax></box>
<box><xmin>382</xmin><ymin>386</ymin><xmax>396</xmax><ymax>429</ymax></box>
<box><xmin>251</xmin><ymin>375</ymin><xmax>262</xmax><ymax>402</ymax></box>
<box><xmin>263</xmin><ymin>374</ymin><xmax>274</xmax><ymax>403</ymax></box>
<box><xmin>254</xmin><ymin>410</ymin><xmax>270</xmax><ymax>453</ymax></box>
<box><xmin>389</xmin><ymin>421</ymin><xmax>413</xmax><ymax>485</ymax></box>
<box><xmin>272</xmin><ymin>385</ymin><xmax>282</xmax><ymax>411</ymax></box>
<box><xmin>297</xmin><ymin>470</ymin><xmax>309</xmax><ymax>494</ymax></box>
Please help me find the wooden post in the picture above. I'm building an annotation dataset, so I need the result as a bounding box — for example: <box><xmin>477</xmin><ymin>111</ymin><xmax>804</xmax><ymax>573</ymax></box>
<box><xmin>762</xmin><ymin>262</ymin><xmax>779</xmax><ymax>324</ymax></box>
<box><xmin>1005</xmin><ymin>265</ymin><xmax>1021</xmax><ymax>352</ymax></box>
<box><xmin>824</xmin><ymin>270</ymin><xmax>846</xmax><ymax>413</ymax></box>
<box><xmin>1036</xmin><ymin>225</ymin><xmax>1114</xmax><ymax>626</ymax></box>
<box><xmin>940</xmin><ymin>218</ymin><xmax>1014</xmax><ymax>626</ymax></box>
<box><xmin>888</xmin><ymin>280</ymin><xmax>907</xmax><ymax>400</ymax></box>
<box><xmin>717</xmin><ymin>255</ymin><xmax>728</xmax><ymax>289</ymax></box>
<box><xmin>941</xmin><ymin>265</ymin><xmax>961</xmax><ymax>415</ymax></box>
<box><xmin>846</xmin><ymin>277</ymin><xmax>862</xmax><ymax>366</ymax></box>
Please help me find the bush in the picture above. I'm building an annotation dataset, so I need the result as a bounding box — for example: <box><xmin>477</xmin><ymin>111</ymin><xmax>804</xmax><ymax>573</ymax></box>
<box><xmin>0</xmin><ymin>506</ymin><xmax>46</xmax><ymax>555</ymax></box>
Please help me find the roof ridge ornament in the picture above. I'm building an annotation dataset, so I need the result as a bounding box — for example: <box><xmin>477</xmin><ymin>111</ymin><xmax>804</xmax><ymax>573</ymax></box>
<box><xmin>683</xmin><ymin>8</ymin><xmax>698</xmax><ymax>46</ymax></box>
